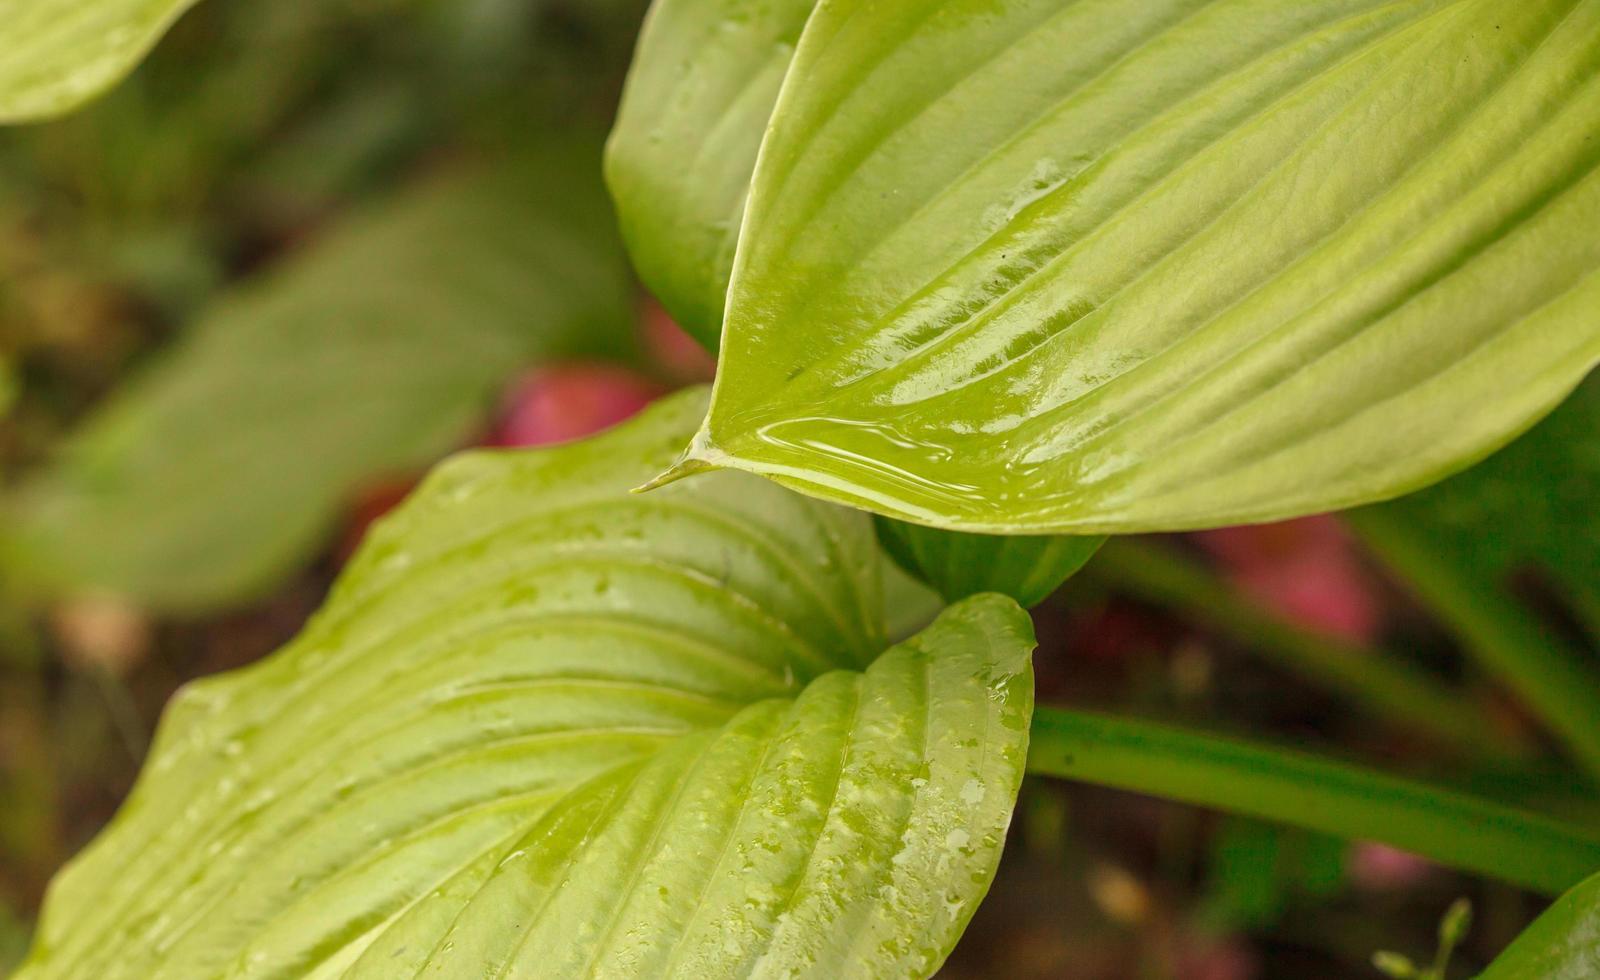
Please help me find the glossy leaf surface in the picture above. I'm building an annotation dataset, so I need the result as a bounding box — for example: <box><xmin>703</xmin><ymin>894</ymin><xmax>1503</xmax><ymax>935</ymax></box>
<box><xmin>606</xmin><ymin>0</ymin><xmax>815</xmax><ymax>348</ymax></box>
<box><xmin>17</xmin><ymin>389</ymin><xmax>1036</xmax><ymax>979</ymax></box>
<box><xmin>876</xmin><ymin>518</ymin><xmax>1102</xmax><ymax>608</ymax></box>
<box><xmin>676</xmin><ymin>0</ymin><xmax>1600</xmax><ymax>533</ymax></box>
<box><xmin>0</xmin><ymin>0</ymin><xmax>205</xmax><ymax>122</ymax></box>
<box><xmin>3</xmin><ymin>148</ymin><xmax>634</xmax><ymax>612</ymax></box>
<box><xmin>1480</xmin><ymin>868</ymin><xmax>1600</xmax><ymax>977</ymax></box>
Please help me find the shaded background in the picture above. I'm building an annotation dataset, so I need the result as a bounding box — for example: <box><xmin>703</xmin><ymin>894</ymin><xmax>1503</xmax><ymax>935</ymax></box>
<box><xmin>2</xmin><ymin>1</ymin><xmax>1596</xmax><ymax>976</ymax></box>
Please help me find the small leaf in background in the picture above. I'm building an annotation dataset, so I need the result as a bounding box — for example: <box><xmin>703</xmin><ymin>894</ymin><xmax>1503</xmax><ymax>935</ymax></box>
<box><xmin>2</xmin><ymin>143</ymin><xmax>637</xmax><ymax>613</ymax></box>
<box><xmin>15</xmin><ymin>389</ymin><xmax>1036</xmax><ymax>979</ymax></box>
<box><xmin>666</xmin><ymin>0</ymin><xmax>1599</xmax><ymax>533</ymax></box>
<box><xmin>0</xmin><ymin>0</ymin><xmax>207</xmax><ymax>123</ymax></box>
<box><xmin>1375</xmin><ymin>898</ymin><xmax>1473</xmax><ymax>980</ymax></box>
<box><xmin>876</xmin><ymin>518</ymin><xmax>1103</xmax><ymax>609</ymax></box>
<box><xmin>606</xmin><ymin>0</ymin><xmax>816</xmax><ymax>348</ymax></box>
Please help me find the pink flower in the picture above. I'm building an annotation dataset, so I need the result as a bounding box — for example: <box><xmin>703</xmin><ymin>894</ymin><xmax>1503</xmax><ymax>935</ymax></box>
<box><xmin>343</xmin><ymin>364</ymin><xmax>661</xmax><ymax>559</ymax></box>
<box><xmin>641</xmin><ymin>300</ymin><xmax>717</xmax><ymax>383</ymax></box>
<box><xmin>1349</xmin><ymin>842</ymin><xmax>1435</xmax><ymax>891</ymax></box>
<box><xmin>1193</xmin><ymin>516</ymin><xmax>1381</xmax><ymax>642</ymax></box>
<box><xmin>490</xmin><ymin>363</ymin><xmax>661</xmax><ymax>448</ymax></box>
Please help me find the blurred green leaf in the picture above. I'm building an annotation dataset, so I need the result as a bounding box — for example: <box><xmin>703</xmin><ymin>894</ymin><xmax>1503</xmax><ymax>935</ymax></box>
<box><xmin>0</xmin><ymin>0</ymin><xmax>208</xmax><ymax>123</ymax></box>
<box><xmin>0</xmin><ymin>900</ymin><xmax>31</xmax><ymax>977</ymax></box>
<box><xmin>1201</xmin><ymin>818</ymin><xmax>1288</xmax><ymax>930</ymax></box>
<box><xmin>1198</xmin><ymin>819</ymin><xmax>1347</xmax><ymax>932</ymax></box>
<box><xmin>1479</xmin><ymin>869</ymin><xmax>1600</xmax><ymax>978</ymax></box>
<box><xmin>3</xmin><ymin>142</ymin><xmax>637</xmax><ymax>612</ymax></box>
<box><xmin>606</xmin><ymin>0</ymin><xmax>813</xmax><ymax>348</ymax></box>
<box><xmin>1360</xmin><ymin>377</ymin><xmax>1600</xmax><ymax>630</ymax></box>
<box><xmin>876</xmin><ymin>518</ymin><xmax>1102</xmax><ymax>609</ymax></box>
<box><xmin>1349</xmin><ymin>378</ymin><xmax>1600</xmax><ymax>779</ymax></box>
<box><xmin>651</xmin><ymin>0</ymin><xmax>1599</xmax><ymax>534</ymax></box>
<box><xmin>17</xmin><ymin>389</ymin><xmax>1036</xmax><ymax>978</ymax></box>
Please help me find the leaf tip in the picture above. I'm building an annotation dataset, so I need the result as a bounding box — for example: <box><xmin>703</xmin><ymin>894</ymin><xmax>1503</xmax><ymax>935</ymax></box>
<box><xmin>634</xmin><ymin>441</ymin><xmax>725</xmax><ymax>494</ymax></box>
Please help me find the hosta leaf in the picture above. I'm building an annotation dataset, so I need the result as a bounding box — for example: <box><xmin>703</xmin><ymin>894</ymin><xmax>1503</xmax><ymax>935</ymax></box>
<box><xmin>1480</xmin><ymin>867</ymin><xmax>1600</xmax><ymax>978</ymax></box>
<box><xmin>2</xmin><ymin>145</ymin><xmax>634</xmax><ymax>613</ymax></box>
<box><xmin>17</xmin><ymin>389</ymin><xmax>1036</xmax><ymax>980</ymax></box>
<box><xmin>876</xmin><ymin>518</ymin><xmax>1103</xmax><ymax>608</ymax></box>
<box><xmin>669</xmin><ymin>0</ymin><xmax>1600</xmax><ymax>533</ymax></box>
<box><xmin>606</xmin><ymin>0</ymin><xmax>815</xmax><ymax>348</ymax></box>
<box><xmin>1360</xmin><ymin>376</ymin><xmax>1600</xmax><ymax>627</ymax></box>
<box><xmin>0</xmin><ymin>0</ymin><xmax>205</xmax><ymax>123</ymax></box>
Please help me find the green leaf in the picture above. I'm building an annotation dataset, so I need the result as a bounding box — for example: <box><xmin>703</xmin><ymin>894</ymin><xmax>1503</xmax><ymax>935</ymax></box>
<box><xmin>17</xmin><ymin>389</ymin><xmax>1037</xmax><ymax>979</ymax></box>
<box><xmin>1479</xmin><ymin>867</ymin><xmax>1600</xmax><ymax>978</ymax></box>
<box><xmin>606</xmin><ymin>0</ymin><xmax>815</xmax><ymax>348</ymax></box>
<box><xmin>1348</xmin><ymin>379</ymin><xmax>1600</xmax><ymax>778</ymax></box>
<box><xmin>876</xmin><ymin>518</ymin><xmax>1102</xmax><ymax>608</ymax></box>
<box><xmin>665</xmin><ymin>0</ymin><xmax>1600</xmax><ymax>533</ymax></box>
<box><xmin>0</xmin><ymin>0</ymin><xmax>206</xmax><ymax>123</ymax></box>
<box><xmin>2</xmin><ymin>145</ymin><xmax>635</xmax><ymax>613</ymax></box>
<box><xmin>1360</xmin><ymin>376</ymin><xmax>1600</xmax><ymax>628</ymax></box>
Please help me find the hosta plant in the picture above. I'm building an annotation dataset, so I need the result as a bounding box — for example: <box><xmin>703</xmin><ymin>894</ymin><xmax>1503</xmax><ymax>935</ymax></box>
<box><xmin>5</xmin><ymin>0</ymin><xmax>1600</xmax><ymax>976</ymax></box>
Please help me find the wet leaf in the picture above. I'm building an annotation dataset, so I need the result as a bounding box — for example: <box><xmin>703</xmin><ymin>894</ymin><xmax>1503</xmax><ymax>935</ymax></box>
<box><xmin>16</xmin><ymin>389</ymin><xmax>1036</xmax><ymax>979</ymax></box>
<box><xmin>665</xmin><ymin>0</ymin><xmax>1600</xmax><ymax>533</ymax></box>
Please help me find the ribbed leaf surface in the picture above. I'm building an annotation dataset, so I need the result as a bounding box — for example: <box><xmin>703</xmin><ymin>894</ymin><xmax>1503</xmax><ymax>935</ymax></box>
<box><xmin>0</xmin><ymin>0</ymin><xmax>205</xmax><ymax>122</ymax></box>
<box><xmin>670</xmin><ymin>0</ymin><xmax>1600</xmax><ymax>533</ymax></box>
<box><xmin>2</xmin><ymin>148</ymin><xmax>634</xmax><ymax>612</ymax></box>
<box><xmin>17</xmin><ymin>389</ymin><xmax>1035</xmax><ymax>980</ymax></box>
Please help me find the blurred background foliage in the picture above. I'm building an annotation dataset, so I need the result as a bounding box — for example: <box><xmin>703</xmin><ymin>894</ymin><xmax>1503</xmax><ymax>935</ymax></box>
<box><xmin>0</xmin><ymin>0</ymin><xmax>1596</xmax><ymax>977</ymax></box>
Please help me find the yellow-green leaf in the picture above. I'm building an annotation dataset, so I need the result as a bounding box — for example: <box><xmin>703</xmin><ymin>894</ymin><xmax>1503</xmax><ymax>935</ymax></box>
<box><xmin>17</xmin><ymin>389</ymin><xmax>1036</xmax><ymax>979</ymax></box>
<box><xmin>668</xmin><ymin>0</ymin><xmax>1600</xmax><ymax>533</ymax></box>
<box><xmin>0</xmin><ymin>0</ymin><xmax>206</xmax><ymax>123</ymax></box>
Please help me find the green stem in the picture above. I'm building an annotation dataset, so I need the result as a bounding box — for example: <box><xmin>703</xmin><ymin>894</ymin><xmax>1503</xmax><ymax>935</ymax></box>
<box><xmin>1349</xmin><ymin>510</ymin><xmax>1600</xmax><ymax>782</ymax></box>
<box><xmin>1088</xmin><ymin>539</ymin><xmax>1521</xmax><ymax>758</ymax></box>
<box><xmin>1027</xmin><ymin>707</ymin><xmax>1600</xmax><ymax>895</ymax></box>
